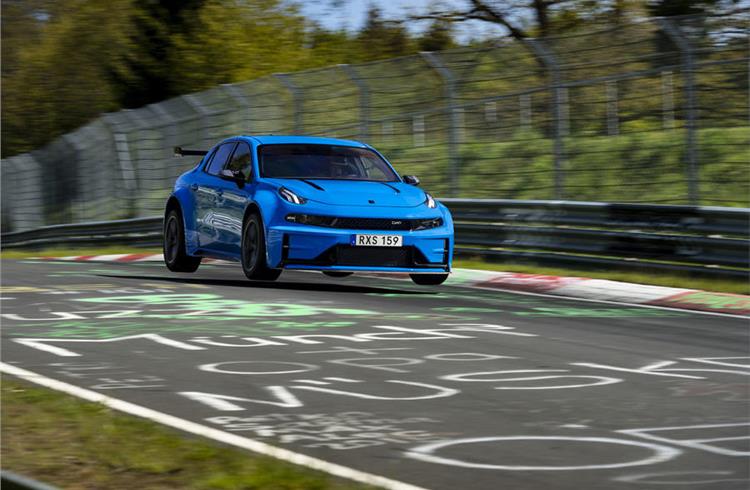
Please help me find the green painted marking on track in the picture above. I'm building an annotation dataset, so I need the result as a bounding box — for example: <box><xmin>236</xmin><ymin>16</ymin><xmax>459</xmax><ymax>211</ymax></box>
<box><xmin>76</xmin><ymin>293</ymin><xmax>376</xmax><ymax>318</ymax></box>
<box><xmin>662</xmin><ymin>291</ymin><xmax>750</xmax><ymax>312</ymax></box>
<box><xmin>367</xmin><ymin>291</ymin><xmax>544</xmax><ymax>305</ymax></box>
<box><xmin>433</xmin><ymin>307</ymin><xmax>503</xmax><ymax>313</ymax></box>
<box><xmin>9</xmin><ymin>319</ymin><xmax>362</xmax><ymax>338</ymax></box>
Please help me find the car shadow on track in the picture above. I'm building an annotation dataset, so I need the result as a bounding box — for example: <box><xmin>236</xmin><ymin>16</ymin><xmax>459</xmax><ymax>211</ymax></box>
<box><xmin>96</xmin><ymin>274</ymin><xmax>437</xmax><ymax>295</ymax></box>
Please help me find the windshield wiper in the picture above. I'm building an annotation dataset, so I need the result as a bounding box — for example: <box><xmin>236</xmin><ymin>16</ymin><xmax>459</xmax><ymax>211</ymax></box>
<box><xmin>298</xmin><ymin>179</ymin><xmax>325</xmax><ymax>191</ymax></box>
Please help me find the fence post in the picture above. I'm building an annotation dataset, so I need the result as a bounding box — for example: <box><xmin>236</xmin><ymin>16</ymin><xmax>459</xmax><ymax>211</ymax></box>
<box><xmin>221</xmin><ymin>83</ymin><xmax>253</xmax><ymax>134</ymax></box>
<box><xmin>338</xmin><ymin>64</ymin><xmax>370</xmax><ymax>142</ymax></box>
<box><xmin>274</xmin><ymin>73</ymin><xmax>303</xmax><ymax>135</ymax></box>
<box><xmin>659</xmin><ymin>18</ymin><xmax>699</xmax><ymax>205</ymax></box>
<box><xmin>606</xmin><ymin>80</ymin><xmax>619</xmax><ymax>136</ymax></box>
<box><xmin>149</xmin><ymin>103</ymin><xmax>182</xmax><ymax>188</ymax></box>
<box><xmin>102</xmin><ymin>113</ymin><xmax>138</xmax><ymax>218</ymax></box>
<box><xmin>2</xmin><ymin>155</ymin><xmax>45</xmax><ymax>230</ymax></box>
<box><xmin>181</xmin><ymin>94</ymin><xmax>212</xmax><ymax>146</ymax></box>
<box><xmin>519</xmin><ymin>94</ymin><xmax>531</xmax><ymax>130</ymax></box>
<box><xmin>62</xmin><ymin>132</ymin><xmax>87</xmax><ymax>222</ymax></box>
<box><xmin>421</xmin><ymin>51</ymin><xmax>460</xmax><ymax>197</ymax></box>
<box><xmin>413</xmin><ymin>115</ymin><xmax>425</xmax><ymax>147</ymax></box>
<box><xmin>526</xmin><ymin>39</ymin><xmax>566</xmax><ymax>199</ymax></box>
<box><xmin>661</xmin><ymin>71</ymin><xmax>675</xmax><ymax>129</ymax></box>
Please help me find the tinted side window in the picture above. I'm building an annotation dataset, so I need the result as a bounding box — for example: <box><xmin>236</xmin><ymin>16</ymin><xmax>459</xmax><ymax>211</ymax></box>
<box><xmin>225</xmin><ymin>142</ymin><xmax>253</xmax><ymax>180</ymax></box>
<box><xmin>206</xmin><ymin>143</ymin><xmax>236</xmax><ymax>175</ymax></box>
<box><xmin>201</xmin><ymin>148</ymin><xmax>217</xmax><ymax>169</ymax></box>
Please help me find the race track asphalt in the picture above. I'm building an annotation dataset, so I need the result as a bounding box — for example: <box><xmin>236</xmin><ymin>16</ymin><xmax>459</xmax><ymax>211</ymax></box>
<box><xmin>2</xmin><ymin>259</ymin><xmax>748</xmax><ymax>490</ymax></box>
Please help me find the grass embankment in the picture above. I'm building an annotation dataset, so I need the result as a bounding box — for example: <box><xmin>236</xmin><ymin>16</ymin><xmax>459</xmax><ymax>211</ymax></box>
<box><xmin>2</xmin><ymin>246</ymin><xmax>746</xmax><ymax>295</ymax></box>
<box><xmin>1</xmin><ymin>377</ymin><xmax>369</xmax><ymax>490</ymax></box>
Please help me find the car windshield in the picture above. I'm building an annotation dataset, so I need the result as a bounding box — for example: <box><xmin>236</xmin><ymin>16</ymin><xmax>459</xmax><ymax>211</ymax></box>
<box><xmin>259</xmin><ymin>144</ymin><xmax>399</xmax><ymax>182</ymax></box>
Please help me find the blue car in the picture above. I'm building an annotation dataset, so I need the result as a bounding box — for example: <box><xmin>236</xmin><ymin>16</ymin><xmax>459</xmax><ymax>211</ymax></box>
<box><xmin>163</xmin><ymin>135</ymin><xmax>453</xmax><ymax>285</ymax></box>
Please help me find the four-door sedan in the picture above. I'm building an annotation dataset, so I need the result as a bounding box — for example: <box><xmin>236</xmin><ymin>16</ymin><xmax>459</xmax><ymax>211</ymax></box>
<box><xmin>163</xmin><ymin>135</ymin><xmax>454</xmax><ymax>285</ymax></box>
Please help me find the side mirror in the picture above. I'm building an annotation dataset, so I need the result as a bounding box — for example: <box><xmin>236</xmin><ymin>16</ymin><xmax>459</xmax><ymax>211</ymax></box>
<box><xmin>219</xmin><ymin>169</ymin><xmax>245</xmax><ymax>188</ymax></box>
<box><xmin>403</xmin><ymin>175</ymin><xmax>420</xmax><ymax>186</ymax></box>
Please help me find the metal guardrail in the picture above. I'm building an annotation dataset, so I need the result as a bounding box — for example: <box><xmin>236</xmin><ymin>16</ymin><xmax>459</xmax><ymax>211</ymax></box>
<box><xmin>1</xmin><ymin>471</ymin><xmax>59</xmax><ymax>490</ymax></box>
<box><xmin>2</xmin><ymin>200</ymin><xmax>748</xmax><ymax>278</ymax></box>
<box><xmin>442</xmin><ymin>199</ymin><xmax>750</xmax><ymax>236</ymax></box>
<box><xmin>2</xmin><ymin>216</ymin><xmax>164</xmax><ymax>249</ymax></box>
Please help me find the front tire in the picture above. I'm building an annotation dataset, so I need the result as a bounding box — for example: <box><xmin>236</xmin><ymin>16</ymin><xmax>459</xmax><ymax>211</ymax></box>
<box><xmin>242</xmin><ymin>213</ymin><xmax>282</xmax><ymax>281</ymax></box>
<box><xmin>163</xmin><ymin>210</ymin><xmax>201</xmax><ymax>273</ymax></box>
<box><xmin>410</xmin><ymin>273</ymin><xmax>449</xmax><ymax>286</ymax></box>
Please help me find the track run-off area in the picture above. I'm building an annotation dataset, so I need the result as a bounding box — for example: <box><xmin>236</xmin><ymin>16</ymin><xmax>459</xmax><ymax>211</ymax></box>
<box><xmin>1</xmin><ymin>259</ymin><xmax>748</xmax><ymax>490</ymax></box>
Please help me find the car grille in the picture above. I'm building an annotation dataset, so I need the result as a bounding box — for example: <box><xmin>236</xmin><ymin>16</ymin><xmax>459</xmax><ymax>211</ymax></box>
<box><xmin>337</xmin><ymin>246</ymin><xmax>412</xmax><ymax>267</ymax></box>
<box><xmin>332</xmin><ymin>217</ymin><xmax>413</xmax><ymax>230</ymax></box>
<box><xmin>283</xmin><ymin>244</ymin><xmax>447</xmax><ymax>269</ymax></box>
<box><xmin>285</xmin><ymin>214</ymin><xmax>442</xmax><ymax>231</ymax></box>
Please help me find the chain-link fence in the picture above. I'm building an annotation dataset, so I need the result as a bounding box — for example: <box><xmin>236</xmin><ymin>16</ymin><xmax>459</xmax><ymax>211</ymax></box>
<box><xmin>1</xmin><ymin>14</ymin><xmax>748</xmax><ymax>232</ymax></box>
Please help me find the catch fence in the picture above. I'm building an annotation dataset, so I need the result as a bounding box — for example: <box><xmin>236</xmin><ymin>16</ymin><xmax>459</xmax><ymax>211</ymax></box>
<box><xmin>1</xmin><ymin>14</ymin><xmax>748</xmax><ymax>233</ymax></box>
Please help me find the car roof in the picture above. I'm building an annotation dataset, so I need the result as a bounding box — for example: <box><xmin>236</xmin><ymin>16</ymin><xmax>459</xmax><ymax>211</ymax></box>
<box><xmin>239</xmin><ymin>135</ymin><xmax>368</xmax><ymax>148</ymax></box>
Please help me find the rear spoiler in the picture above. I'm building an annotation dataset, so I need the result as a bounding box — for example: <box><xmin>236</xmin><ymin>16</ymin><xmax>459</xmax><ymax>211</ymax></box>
<box><xmin>173</xmin><ymin>146</ymin><xmax>208</xmax><ymax>157</ymax></box>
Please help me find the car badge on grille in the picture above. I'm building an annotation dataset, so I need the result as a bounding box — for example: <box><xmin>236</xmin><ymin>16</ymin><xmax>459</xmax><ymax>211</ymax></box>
<box><xmin>391</xmin><ymin>220</ymin><xmax>402</xmax><ymax>225</ymax></box>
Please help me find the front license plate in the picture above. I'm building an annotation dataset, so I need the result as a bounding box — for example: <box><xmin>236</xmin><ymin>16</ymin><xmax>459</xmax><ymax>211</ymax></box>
<box><xmin>353</xmin><ymin>234</ymin><xmax>403</xmax><ymax>247</ymax></box>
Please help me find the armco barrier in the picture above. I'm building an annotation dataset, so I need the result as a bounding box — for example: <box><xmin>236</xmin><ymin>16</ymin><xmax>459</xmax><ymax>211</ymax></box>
<box><xmin>0</xmin><ymin>471</ymin><xmax>59</xmax><ymax>490</ymax></box>
<box><xmin>2</xmin><ymin>200</ymin><xmax>748</xmax><ymax>278</ymax></box>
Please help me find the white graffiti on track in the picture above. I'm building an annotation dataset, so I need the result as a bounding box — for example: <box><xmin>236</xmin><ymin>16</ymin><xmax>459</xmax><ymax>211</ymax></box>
<box><xmin>619</xmin><ymin>422</ymin><xmax>750</xmax><ymax>457</ymax></box>
<box><xmin>180</xmin><ymin>379</ymin><xmax>459</xmax><ymax>410</ymax></box>
<box><xmin>406</xmin><ymin>436</ymin><xmax>681</xmax><ymax>471</ymax></box>
<box><xmin>405</xmin><ymin>421</ymin><xmax>750</xmax><ymax>472</ymax></box>
<box><xmin>441</xmin><ymin>369</ymin><xmax>621</xmax><ymax>390</ymax></box>
<box><xmin>206</xmin><ymin>411</ymin><xmax>447</xmax><ymax>450</ymax></box>
<box><xmin>200</xmin><ymin>361</ymin><xmax>319</xmax><ymax>375</ymax></box>
<box><xmin>15</xmin><ymin>334</ymin><xmax>204</xmax><ymax>357</ymax></box>
<box><xmin>325</xmin><ymin>352</ymin><xmax>512</xmax><ymax>373</ymax></box>
<box><xmin>12</xmin><ymin>324</ymin><xmax>534</xmax><ymax>357</ymax></box>
<box><xmin>49</xmin><ymin>361</ymin><xmax>165</xmax><ymax>389</ymax></box>
<box><xmin>573</xmin><ymin>358</ymin><xmax>750</xmax><ymax>380</ymax></box>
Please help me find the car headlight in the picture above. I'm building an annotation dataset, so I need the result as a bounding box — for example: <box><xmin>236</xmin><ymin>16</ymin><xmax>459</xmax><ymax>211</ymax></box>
<box><xmin>412</xmin><ymin>217</ymin><xmax>443</xmax><ymax>231</ymax></box>
<box><xmin>424</xmin><ymin>193</ymin><xmax>437</xmax><ymax>209</ymax></box>
<box><xmin>279</xmin><ymin>187</ymin><xmax>307</xmax><ymax>204</ymax></box>
<box><xmin>285</xmin><ymin>214</ymin><xmax>335</xmax><ymax>226</ymax></box>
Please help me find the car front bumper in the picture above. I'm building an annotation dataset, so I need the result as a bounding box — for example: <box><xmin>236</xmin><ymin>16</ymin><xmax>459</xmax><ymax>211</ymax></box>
<box><xmin>266</xmin><ymin>223</ymin><xmax>453</xmax><ymax>273</ymax></box>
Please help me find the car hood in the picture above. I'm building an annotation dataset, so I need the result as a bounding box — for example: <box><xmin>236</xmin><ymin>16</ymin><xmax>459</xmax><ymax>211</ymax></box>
<box><xmin>265</xmin><ymin>179</ymin><xmax>427</xmax><ymax>207</ymax></box>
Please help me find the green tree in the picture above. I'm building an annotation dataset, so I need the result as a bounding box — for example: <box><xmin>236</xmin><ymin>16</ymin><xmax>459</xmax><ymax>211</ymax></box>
<box><xmin>418</xmin><ymin>19</ymin><xmax>456</xmax><ymax>52</ymax></box>
<box><xmin>1</xmin><ymin>0</ymin><xmax>360</xmax><ymax>156</ymax></box>
<box><xmin>167</xmin><ymin>0</ymin><xmax>314</xmax><ymax>92</ymax></box>
<box><xmin>413</xmin><ymin>1</ymin><xmax>648</xmax><ymax>39</ymax></box>
<box><xmin>113</xmin><ymin>0</ymin><xmax>206</xmax><ymax>108</ymax></box>
<box><xmin>2</xmin><ymin>0</ymin><xmax>137</xmax><ymax>156</ymax></box>
<box><xmin>355</xmin><ymin>7</ymin><xmax>415</xmax><ymax>61</ymax></box>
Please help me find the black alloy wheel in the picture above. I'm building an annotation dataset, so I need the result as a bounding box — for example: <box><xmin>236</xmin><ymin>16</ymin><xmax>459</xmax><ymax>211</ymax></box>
<box><xmin>241</xmin><ymin>213</ymin><xmax>282</xmax><ymax>281</ymax></box>
<box><xmin>163</xmin><ymin>210</ymin><xmax>201</xmax><ymax>272</ymax></box>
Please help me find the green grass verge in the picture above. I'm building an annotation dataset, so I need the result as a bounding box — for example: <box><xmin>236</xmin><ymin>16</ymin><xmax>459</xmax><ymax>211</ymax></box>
<box><xmin>453</xmin><ymin>259</ymin><xmax>749</xmax><ymax>295</ymax></box>
<box><xmin>2</xmin><ymin>246</ymin><xmax>746</xmax><ymax>295</ymax></box>
<box><xmin>1</xmin><ymin>377</ymin><xmax>370</xmax><ymax>490</ymax></box>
